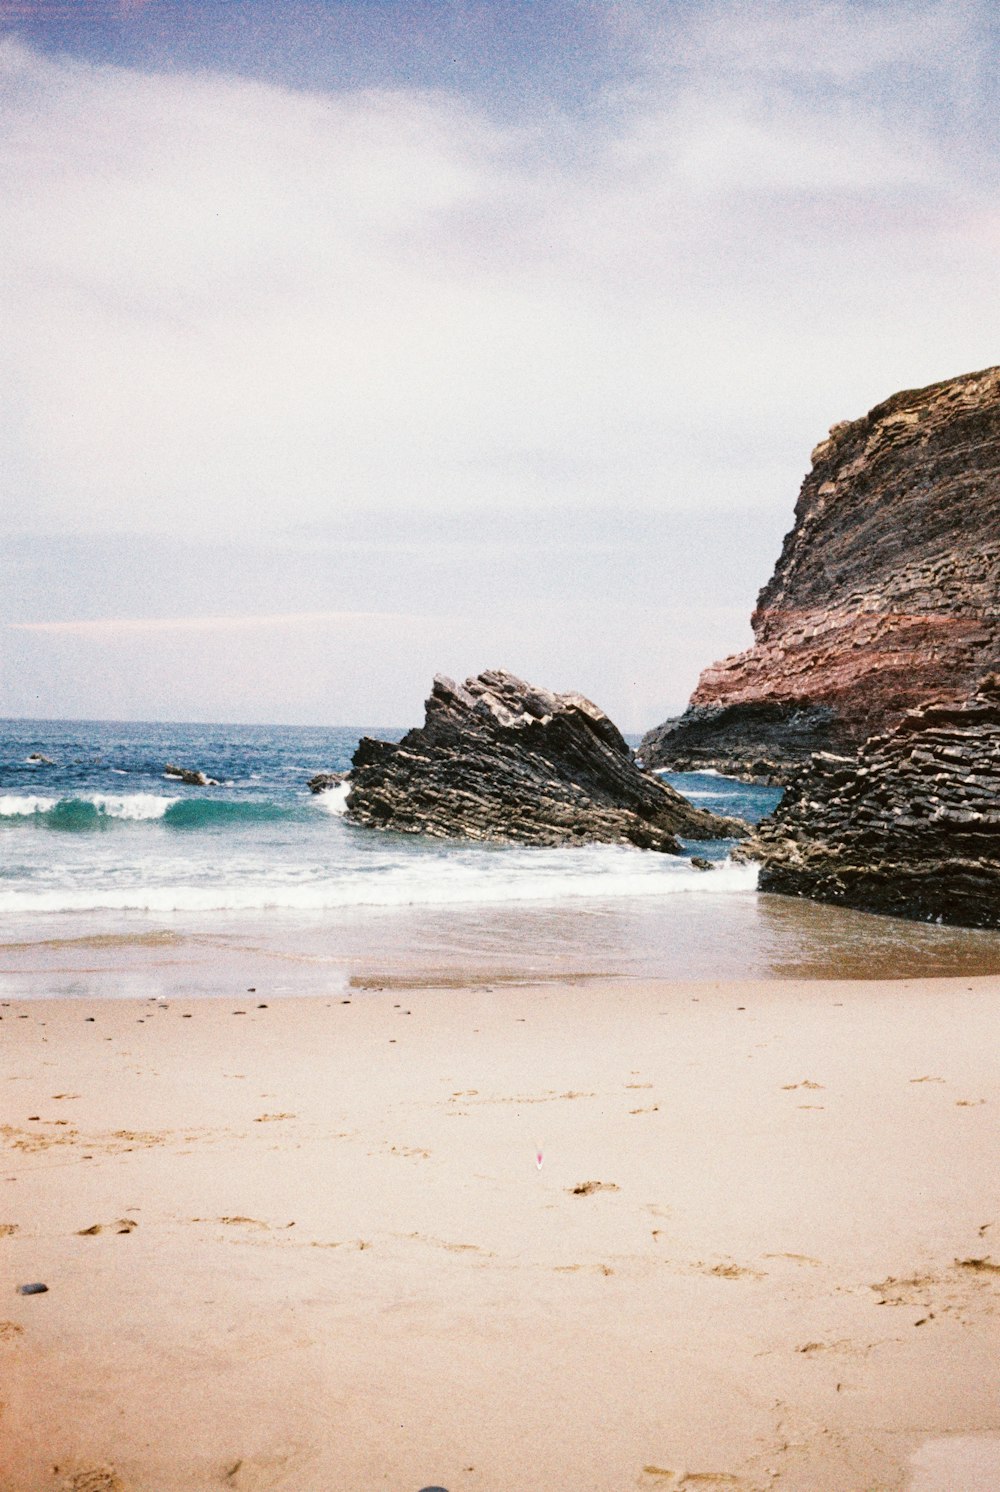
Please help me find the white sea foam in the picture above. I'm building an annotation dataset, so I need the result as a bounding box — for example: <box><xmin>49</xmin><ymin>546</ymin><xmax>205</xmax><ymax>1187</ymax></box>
<box><xmin>0</xmin><ymin>795</ymin><xmax>61</xmax><ymax>816</ymax></box>
<box><xmin>88</xmin><ymin>794</ymin><xmax>179</xmax><ymax>819</ymax></box>
<box><xmin>314</xmin><ymin>782</ymin><xmax>350</xmax><ymax>816</ymax></box>
<box><xmin>0</xmin><ymin>793</ymin><xmax>178</xmax><ymax>820</ymax></box>
<box><xmin>0</xmin><ymin>856</ymin><xmax>759</xmax><ymax>914</ymax></box>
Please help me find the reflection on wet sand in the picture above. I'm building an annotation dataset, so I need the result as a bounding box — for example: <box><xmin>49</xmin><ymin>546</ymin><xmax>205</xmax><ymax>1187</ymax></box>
<box><xmin>3</xmin><ymin>887</ymin><xmax>1000</xmax><ymax>999</ymax></box>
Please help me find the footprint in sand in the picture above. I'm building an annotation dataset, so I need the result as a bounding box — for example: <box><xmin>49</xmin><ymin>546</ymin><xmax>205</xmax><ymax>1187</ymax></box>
<box><xmin>402</xmin><ymin>1232</ymin><xmax>492</xmax><ymax>1256</ymax></box>
<box><xmin>698</xmin><ymin>1260</ymin><xmax>765</xmax><ymax>1281</ymax></box>
<box><xmin>61</xmin><ymin>1470</ymin><xmax>123</xmax><ymax>1492</ymax></box>
<box><xmin>955</xmin><ymin>1255</ymin><xmax>1000</xmax><ymax>1274</ymax></box>
<box><xmin>554</xmin><ymin>1262</ymin><xmax>614</xmax><ymax>1276</ymax></box>
<box><xmin>639</xmin><ymin>1470</ymin><xmax>742</xmax><ymax>1488</ymax></box>
<box><xmin>870</xmin><ymin>1273</ymin><xmax>938</xmax><ymax>1306</ymax></box>
<box><xmin>868</xmin><ymin>1265</ymin><xmax>995</xmax><ymax>1325</ymax></box>
<box><xmin>76</xmin><ymin>1219</ymin><xmax>137</xmax><ymax>1236</ymax></box>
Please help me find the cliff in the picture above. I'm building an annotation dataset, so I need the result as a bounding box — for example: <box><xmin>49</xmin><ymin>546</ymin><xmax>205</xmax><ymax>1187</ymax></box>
<box><xmin>346</xmin><ymin>669</ymin><xmax>746</xmax><ymax>852</ymax></box>
<box><xmin>745</xmin><ymin>676</ymin><xmax>1000</xmax><ymax>928</ymax></box>
<box><xmin>641</xmin><ymin>365</ymin><xmax>1000</xmax><ymax>781</ymax></box>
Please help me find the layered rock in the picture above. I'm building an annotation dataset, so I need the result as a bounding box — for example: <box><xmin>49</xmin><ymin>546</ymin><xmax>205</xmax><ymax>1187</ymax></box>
<box><xmin>346</xmin><ymin>669</ymin><xmax>746</xmax><ymax>852</ymax></box>
<box><xmin>744</xmin><ymin>677</ymin><xmax>1000</xmax><ymax>927</ymax></box>
<box><xmin>641</xmin><ymin>365</ymin><xmax>1000</xmax><ymax>781</ymax></box>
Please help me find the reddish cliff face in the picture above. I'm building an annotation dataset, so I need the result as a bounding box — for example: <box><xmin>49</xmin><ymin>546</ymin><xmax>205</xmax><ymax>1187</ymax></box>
<box><xmin>641</xmin><ymin>365</ymin><xmax>1000</xmax><ymax>780</ymax></box>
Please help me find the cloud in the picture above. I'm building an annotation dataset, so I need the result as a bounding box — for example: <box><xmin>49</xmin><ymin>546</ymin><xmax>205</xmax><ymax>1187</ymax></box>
<box><xmin>2</xmin><ymin>5</ymin><xmax>999</xmax><ymax>723</ymax></box>
<box><xmin>666</xmin><ymin>0</ymin><xmax>978</xmax><ymax>83</ymax></box>
<box><xmin>9</xmin><ymin>609</ymin><xmax>417</xmax><ymax>635</ymax></box>
<box><xmin>2</xmin><ymin>9</ymin><xmax>998</xmax><ymax>547</ymax></box>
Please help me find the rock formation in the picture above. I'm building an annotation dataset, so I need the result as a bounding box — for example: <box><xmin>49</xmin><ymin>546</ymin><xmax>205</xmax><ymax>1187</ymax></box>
<box><xmin>345</xmin><ymin>669</ymin><xmax>746</xmax><ymax>851</ymax></box>
<box><xmin>307</xmin><ymin>771</ymin><xmax>348</xmax><ymax>795</ymax></box>
<box><xmin>164</xmin><ymin>764</ymin><xmax>218</xmax><ymax>787</ymax></box>
<box><xmin>641</xmin><ymin>365</ymin><xmax>1000</xmax><ymax>781</ymax></box>
<box><xmin>743</xmin><ymin>676</ymin><xmax>1000</xmax><ymax>927</ymax></box>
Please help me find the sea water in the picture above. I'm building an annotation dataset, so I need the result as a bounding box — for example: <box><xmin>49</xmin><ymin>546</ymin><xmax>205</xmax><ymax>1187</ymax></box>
<box><xmin>2</xmin><ymin>718</ymin><xmax>1000</xmax><ymax>998</ymax></box>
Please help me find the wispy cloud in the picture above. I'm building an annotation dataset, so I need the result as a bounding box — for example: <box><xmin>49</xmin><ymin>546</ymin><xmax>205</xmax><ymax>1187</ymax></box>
<box><xmin>9</xmin><ymin>609</ymin><xmax>416</xmax><ymax>636</ymax></box>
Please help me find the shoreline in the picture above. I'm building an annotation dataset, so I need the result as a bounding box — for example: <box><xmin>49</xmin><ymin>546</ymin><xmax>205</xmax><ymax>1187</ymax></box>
<box><xmin>4</xmin><ymin>975</ymin><xmax>1000</xmax><ymax>1490</ymax></box>
<box><xmin>5</xmin><ymin>887</ymin><xmax>1000</xmax><ymax>1004</ymax></box>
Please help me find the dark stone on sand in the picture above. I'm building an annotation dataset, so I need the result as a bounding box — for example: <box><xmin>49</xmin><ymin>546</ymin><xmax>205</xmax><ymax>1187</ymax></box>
<box><xmin>345</xmin><ymin>669</ymin><xmax>747</xmax><ymax>852</ymax></box>
<box><xmin>18</xmin><ymin>1282</ymin><xmax>48</xmax><ymax>1295</ymax></box>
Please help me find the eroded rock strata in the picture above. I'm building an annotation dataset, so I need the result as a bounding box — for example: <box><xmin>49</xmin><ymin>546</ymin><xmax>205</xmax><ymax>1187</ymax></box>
<box><xmin>346</xmin><ymin>669</ymin><xmax>746</xmax><ymax>851</ymax></box>
<box><xmin>744</xmin><ymin>677</ymin><xmax>1000</xmax><ymax>927</ymax></box>
<box><xmin>641</xmin><ymin>365</ymin><xmax>1000</xmax><ymax>781</ymax></box>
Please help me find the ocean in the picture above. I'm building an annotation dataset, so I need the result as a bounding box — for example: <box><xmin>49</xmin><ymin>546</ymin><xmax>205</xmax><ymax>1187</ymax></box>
<box><xmin>3</xmin><ymin>717</ymin><xmax>1000</xmax><ymax>999</ymax></box>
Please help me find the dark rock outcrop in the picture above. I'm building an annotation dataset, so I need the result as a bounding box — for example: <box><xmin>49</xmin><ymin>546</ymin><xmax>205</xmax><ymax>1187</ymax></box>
<box><xmin>744</xmin><ymin>676</ymin><xmax>1000</xmax><ymax>927</ymax></box>
<box><xmin>164</xmin><ymin>764</ymin><xmax>218</xmax><ymax>787</ymax></box>
<box><xmin>345</xmin><ymin>669</ymin><xmax>747</xmax><ymax>851</ymax></box>
<box><xmin>308</xmin><ymin>771</ymin><xmax>348</xmax><ymax>795</ymax></box>
<box><xmin>642</xmin><ymin>365</ymin><xmax>1000</xmax><ymax>780</ymax></box>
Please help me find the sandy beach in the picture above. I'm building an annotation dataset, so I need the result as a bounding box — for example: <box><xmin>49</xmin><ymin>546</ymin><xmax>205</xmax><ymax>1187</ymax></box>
<box><xmin>3</xmin><ymin>974</ymin><xmax>1000</xmax><ymax>1491</ymax></box>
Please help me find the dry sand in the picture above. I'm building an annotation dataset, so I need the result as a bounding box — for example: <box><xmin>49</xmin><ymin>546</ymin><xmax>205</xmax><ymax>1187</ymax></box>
<box><xmin>3</xmin><ymin>974</ymin><xmax>1000</xmax><ymax>1491</ymax></box>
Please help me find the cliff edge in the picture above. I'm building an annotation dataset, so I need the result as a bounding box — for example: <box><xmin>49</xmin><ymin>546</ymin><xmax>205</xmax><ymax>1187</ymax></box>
<box><xmin>641</xmin><ymin>365</ymin><xmax>1000</xmax><ymax>781</ymax></box>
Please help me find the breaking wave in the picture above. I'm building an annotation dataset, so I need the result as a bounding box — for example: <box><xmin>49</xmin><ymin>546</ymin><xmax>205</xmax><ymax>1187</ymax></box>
<box><xmin>0</xmin><ymin>854</ymin><xmax>759</xmax><ymax>914</ymax></box>
<box><xmin>0</xmin><ymin>793</ymin><xmax>308</xmax><ymax>830</ymax></box>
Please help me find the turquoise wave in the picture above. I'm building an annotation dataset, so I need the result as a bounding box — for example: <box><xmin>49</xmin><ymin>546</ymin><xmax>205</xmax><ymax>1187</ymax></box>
<box><xmin>0</xmin><ymin>794</ymin><xmax>310</xmax><ymax>832</ymax></box>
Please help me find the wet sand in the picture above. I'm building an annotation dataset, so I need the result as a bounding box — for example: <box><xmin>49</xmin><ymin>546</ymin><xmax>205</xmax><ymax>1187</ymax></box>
<box><xmin>3</xmin><ymin>975</ymin><xmax>1000</xmax><ymax>1490</ymax></box>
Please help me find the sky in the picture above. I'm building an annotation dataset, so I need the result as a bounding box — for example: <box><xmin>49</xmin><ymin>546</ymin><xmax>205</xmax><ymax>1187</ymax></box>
<box><xmin>2</xmin><ymin>0</ymin><xmax>998</xmax><ymax>729</ymax></box>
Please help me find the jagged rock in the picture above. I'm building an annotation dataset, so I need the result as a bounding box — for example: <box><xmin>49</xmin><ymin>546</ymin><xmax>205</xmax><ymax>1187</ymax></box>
<box><xmin>307</xmin><ymin>771</ymin><xmax>348</xmax><ymax>794</ymax></box>
<box><xmin>642</xmin><ymin>365</ymin><xmax>1000</xmax><ymax>780</ymax></box>
<box><xmin>345</xmin><ymin>670</ymin><xmax>747</xmax><ymax>852</ymax></box>
<box><xmin>164</xmin><ymin>763</ymin><xmax>218</xmax><ymax>787</ymax></box>
<box><xmin>742</xmin><ymin>676</ymin><xmax>1000</xmax><ymax>927</ymax></box>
